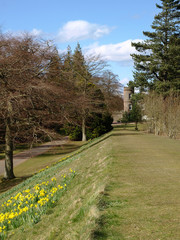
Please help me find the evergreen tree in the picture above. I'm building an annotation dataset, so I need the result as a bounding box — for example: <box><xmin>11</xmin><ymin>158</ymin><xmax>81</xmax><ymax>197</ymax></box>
<box><xmin>131</xmin><ymin>0</ymin><xmax>180</xmax><ymax>94</ymax></box>
<box><xmin>72</xmin><ymin>43</ymin><xmax>92</xmax><ymax>141</ymax></box>
<box><xmin>73</xmin><ymin>42</ymin><xmax>91</xmax><ymax>86</ymax></box>
<box><xmin>62</xmin><ymin>43</ymin><xmax>114</xmax><ymax>142</ymax></box>
<box><xmin>130</xmin><ymin>98</ymin><xmax>142</xmax><ymax>131</ymax></box>
<box><xmin>46</xmin><ymin>48</ymin><xmax>63</xmax><ymax>83</ymax></box>
<box><xmin>61</xmin><ymin>45</ymin><xmax>74</xmax><ymax>90</ymax></box>
<box><xmin>63</xmin><ymin>45</ymin><xmax>73</xmax><ymax>72</ymax></box>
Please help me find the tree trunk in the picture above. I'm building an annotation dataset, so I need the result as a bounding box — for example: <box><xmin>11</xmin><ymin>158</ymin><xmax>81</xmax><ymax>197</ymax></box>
<box><xmin>4</xmin><ymin>100</ymin><xmax>15</xmax><ymax>179</ymax></box>
<box><xmin>82</xmin><ymin>117</ymin><xmax>87</xmax><ymax>141</ymax></box>
<box><xmin>155</xmin><ymin>123</ymin><xmax>160</xmax><ymax>136</ymax></box>
<box><xmin>4</xmin><ymin>119</ymin><xmax>15</xmax><ymax>179</ymax></box>
<box><xmin>135</xmin><ymin>121</ymin><xmax>138</xmax><ymax>131</ymax></box>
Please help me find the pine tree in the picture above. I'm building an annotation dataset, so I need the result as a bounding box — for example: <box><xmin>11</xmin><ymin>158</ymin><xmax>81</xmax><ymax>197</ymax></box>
<box><xmin>63</xmin><ymin>45</ymin><xmax>73</xmax><ymax>73</ymax></box>
<box><xmin>71</xmin><ymin>43</ymin><xmax>107</xmax><ymax>141</ymax></box>
<box><xmin>46</xmin><ymin>48</ymin><xmax>63</xmax><ymax>83</ymax></box>
<box><xmin>73</xmin><ymin>42</ymin><xmax>90</xmax><ymax>86</ymax></box>
<box><xmin>131</xmin><ymin>0</ymin><xmax>180</xmax><ymax>94</ymax></box>
<box><xmin>72</xmin><ymin>43</ymin><xmax>92</xmax><ymax>141</ymax></box>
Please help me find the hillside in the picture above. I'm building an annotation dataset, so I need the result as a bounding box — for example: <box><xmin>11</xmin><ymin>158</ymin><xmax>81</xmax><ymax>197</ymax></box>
<box><xmin>0</xmin><ymin>125</ymin><xmax>180</xmax><ymax>239</ymax></box>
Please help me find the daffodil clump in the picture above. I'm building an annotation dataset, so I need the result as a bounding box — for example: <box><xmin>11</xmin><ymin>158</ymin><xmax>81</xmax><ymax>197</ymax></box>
<box><xmin>0</xmin><ymin>169</ymin><xmax>76</xmax><ymax>239</ymax></box>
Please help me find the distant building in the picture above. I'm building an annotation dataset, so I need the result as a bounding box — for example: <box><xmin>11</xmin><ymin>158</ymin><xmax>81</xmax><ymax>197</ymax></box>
<box><xmin>123</xmin><ymin>87</ymin><xmax>134</xmax><ymax>112</ymax></box>
<box><xmin>112</xmin><ymin>87</ymin><xmax>134</xmax><ymax>123</ymax></box>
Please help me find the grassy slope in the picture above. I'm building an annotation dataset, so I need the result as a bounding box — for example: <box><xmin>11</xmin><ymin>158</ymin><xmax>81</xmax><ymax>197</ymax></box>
<box><xmin>0</xmin><ymin>141</ymin><xmax>83</xmax><ymax>193</ymax></box>
<box><xmin>1</xmin><ymin>125</ymin><xmax>180</xmax><ymax>239</ymax></box>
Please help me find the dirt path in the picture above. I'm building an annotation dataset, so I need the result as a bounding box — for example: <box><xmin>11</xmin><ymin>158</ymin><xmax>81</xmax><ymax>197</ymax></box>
<box><xmin>0</xmin><ymin>138</ymin><xmax>68</xmax><ymax>176</ymax></box>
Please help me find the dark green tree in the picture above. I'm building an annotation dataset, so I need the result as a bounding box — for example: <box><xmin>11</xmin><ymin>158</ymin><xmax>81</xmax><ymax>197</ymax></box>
<box><xmin>46</xmin><ymin>48</ymin><xmax>63</xmax><ymax>83</ymax></box>
<box><xmin>130</xmin><ymin>98</ymin><xmax>142</xmax><ymax>130</ymax></box>
<box><xmin>62</xmin><ymin>43</ymin><xmax>114</xmax><ymax>141</ymax></box>
<box><xmin>121</xmin><ymin>93</ymin><xmax>142</xmax><ymax>130</ymax></box>
<box><xmin>72</xmin><ymin>43</ymin><xmax>108</xmax><ymax>141</ymax></box>
<box><xmin>72</xmin><ymin>43</ymin><xmax>91</xmax><ymax>141</ymax></box>
<box><xmin>63</xmin><ymin>45</ymin><xmax>73</xmax><ymax>71</ymax></box>
<box><xmin>62</xmin><ymin>45</ymin><xmax>74</xmax><ymax>84</ymax></box>
<box><xmin>131</xmin><ymin>0</ymin><xmax>180</xmax><ymax>94</ymax></box>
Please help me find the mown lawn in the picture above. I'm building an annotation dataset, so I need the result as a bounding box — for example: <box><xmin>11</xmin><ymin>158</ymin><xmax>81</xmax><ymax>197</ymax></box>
<box><xmin>95</xmin><ymin>126</ymin><xmax>180</xmax><ymax>239</ymax></box>
<box><xmin>0</xmin><ymin>125</ymin><xmax>180</xmax><ymax>239</ymax></box>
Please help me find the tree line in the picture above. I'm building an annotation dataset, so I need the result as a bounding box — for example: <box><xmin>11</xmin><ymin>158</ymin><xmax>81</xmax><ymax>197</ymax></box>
<box><xmin>128</xmin><ymin>0</ymin><xmax>180</xmax><ymax>135</ymax></box>
<box><xmin>0</xmin><ymin>33</ymin><xmax>123</xmax><ymax>179</ymax></box>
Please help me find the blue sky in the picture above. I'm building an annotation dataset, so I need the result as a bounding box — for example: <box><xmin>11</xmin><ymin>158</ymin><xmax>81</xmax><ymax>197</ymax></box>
<box><xmin>1</xmin><ymin>0</ymin><xmax>161</xmax><ymax>86</ymax></box>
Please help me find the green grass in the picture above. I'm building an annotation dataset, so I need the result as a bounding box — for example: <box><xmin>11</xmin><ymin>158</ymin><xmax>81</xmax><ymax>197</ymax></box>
<box><xmin>13</xmin><ymin>141</ymin><xmax>83</xmax><ymax>176</ymax></box>
<box><xmin>94</xmin><ymin>127</ymin><xmax>180</xmax><ymax>240</ymax></box>
<box><xmin>0</xmin><ymin>143</ymin><xmax>41</xmax><ymax>160</ymax></box>
<box><xmin>0</xmin><ymin>141</ymin><xmax>83</xmax><ymax>193</ymax></box>
<box><xmin>1</xmin><ymin>125</ymin><xmax>180</xmax><ymax>239</ymax></box>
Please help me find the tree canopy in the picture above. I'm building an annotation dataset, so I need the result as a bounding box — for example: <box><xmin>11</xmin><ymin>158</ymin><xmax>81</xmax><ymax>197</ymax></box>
<box><xmin>0</xmin><ymin>34</ymin><xmax>122</xmax><ymax>179</ymax></box>
<box><xmin>131</xmin><ymin>0</ymin><xmax>180</xmax><ymax>94</ymax></box>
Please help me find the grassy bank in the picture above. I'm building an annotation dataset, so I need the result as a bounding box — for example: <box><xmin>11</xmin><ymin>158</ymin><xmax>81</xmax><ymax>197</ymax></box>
<box><xmin>0</xmin><ymin>141</ymin><xmax>83</xmax><ymax>193</ymax></box>
<box><xmin>0</xmin><ymin>125</ymin><xmax>180</xmax><ymax>239</ymax></box>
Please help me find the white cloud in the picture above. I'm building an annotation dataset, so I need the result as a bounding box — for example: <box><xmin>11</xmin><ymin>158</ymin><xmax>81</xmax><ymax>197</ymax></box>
<box><xmin>30</xmin><ymin>28</ymin><xmax>44</xmax><ymax>37</ymax></box>
<box><xmin>121</xmin><ymin>78</ymin><xmax>130</xmax><ymax>86</ymax></box>
<box><xmin>57</xmin><ymin>20</ymin><xmax>112</xmax><ymax>42</ymax></box>
<box><xmin>85</xmin><ymin>39</ymin><xmax>143</xmax><ymax>65</ymax></box>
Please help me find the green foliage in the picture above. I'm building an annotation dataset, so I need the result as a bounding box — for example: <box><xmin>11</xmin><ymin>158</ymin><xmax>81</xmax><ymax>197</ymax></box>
<box><xmin>127</xmin><ymin>80</ymin><xmax>135</xmax><ymax>92</ymax></box>
<box><xmin>121</xmin><ymin>112</ymin><xmax>131</xmax><ymax>124</ymax></box>
<box><xmin>46</xmin><ymin>50</ymin><xmax>63</xmax><ymax>83</ymax></box>
<box><xmin>130</xmin><ymin>102</ymin><xmax>142</xmax><ymax>130</ymax></box>
<box><xmin>72</xmin><ymin>42</ymin><xmax>90</xmax><ymax>87</ymax></box>
<box><xmin>63</xmin><ymin>45</ymin><xmax>73</xmax><ymax>72</ymax></box>
<box><xmin>87</xmin><ymin>112</ymin><xmax>113</xmax><ymax>139</ymax></box>
<box><xmin>61</xmin><ymin>124</ymin><xmax>82</xmax><ymax>141</ymax></box>
<box><xmin>69</xmin><ymin>126</ymin><xmax>82</xmax><ymax>141</ymax></box>
<box><xmin>131</xmin><ymin>0</ymin><xmax>180</xmax><ymax>94</ymax></box>
<box><xmin>122</xmin><ymin>93</ymin><xmax>142</xmax><ymax>130</ymax></box>
<box><xmin>62</xmin><ymin>112</ymin><xmax>113</xmax><ymax>141</ymax></box>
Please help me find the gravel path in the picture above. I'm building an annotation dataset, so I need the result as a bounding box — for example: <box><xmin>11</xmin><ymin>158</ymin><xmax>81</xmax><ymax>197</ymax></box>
<box><xmin>0</xmin><ymin>138</ymin><xmax>68</xmax><ymax>176</ymax></box>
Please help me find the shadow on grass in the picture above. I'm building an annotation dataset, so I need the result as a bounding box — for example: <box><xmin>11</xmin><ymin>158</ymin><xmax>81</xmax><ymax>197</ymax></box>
<box><xmin>88</xmin><ymin>129</ymin><xmax>143</xmax><ymax>150</ymax></box>
<box><xmin>112</xmin><ymin>124</ymin><xmax>135</xmax><ymax>129</ymax></box>
<box><xmin>35</xmin><ymin>143</ymin><xmax>82</xmax><ymax>158</ymax></box>
<box><xmin>0</xmin><ymin>143</ymin><xmax>41</xmax><ymax>160</ymax></box>
<box><xmin>111</xmin><ymin>132</ymin><xmax>143</xmax><ymax>137</ymax></box>
<box><xmin>91</xmin><ymin>215</ymin><xmax>108</xmax><ymax>240</ymax></box>
<box><xmin>0</xmin><ymin>175</ymin><xmax>32</xmax><ymax>194</ymax></box>
<box><xmin>91</xmin><ymin>189</ymin><xmax>126</xmax><ymax>240</ymax></box>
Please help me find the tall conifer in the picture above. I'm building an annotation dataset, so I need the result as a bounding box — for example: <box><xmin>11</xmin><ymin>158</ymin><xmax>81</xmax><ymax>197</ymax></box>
<box><xmin>72</xmin><ymin>43</ymin><xmax>91</xmax><ymax>141</ymax></box>
<box><xmin>131</xmin><ymin>0</ymin><xmax>180</xmax><ymax>94</ymax></box>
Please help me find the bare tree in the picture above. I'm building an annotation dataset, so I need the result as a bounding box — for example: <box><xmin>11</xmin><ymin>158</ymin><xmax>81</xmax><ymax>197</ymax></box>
<box><xmin>143</xmin><ymin>93</ymin><xmax>164</xmax><ymax>135</ymax></box>
<box><xmin>96</xmin><ymin>70</ymin><xmax>123</xmax><ymax>113</ymax></box>
<box><xmin>163</xmin><ymin>93</ymin><xmax>180</xmax><ymax>139</ymax></box>
<box><xmin>143</xmin><ymin>92</ymin><xmax>180</xmax><ymax>138</ymax></box>
<box><xmin>0</xmin><ymin>33</ymin><xmax>65</xmax><ymax>179</ymax></box>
